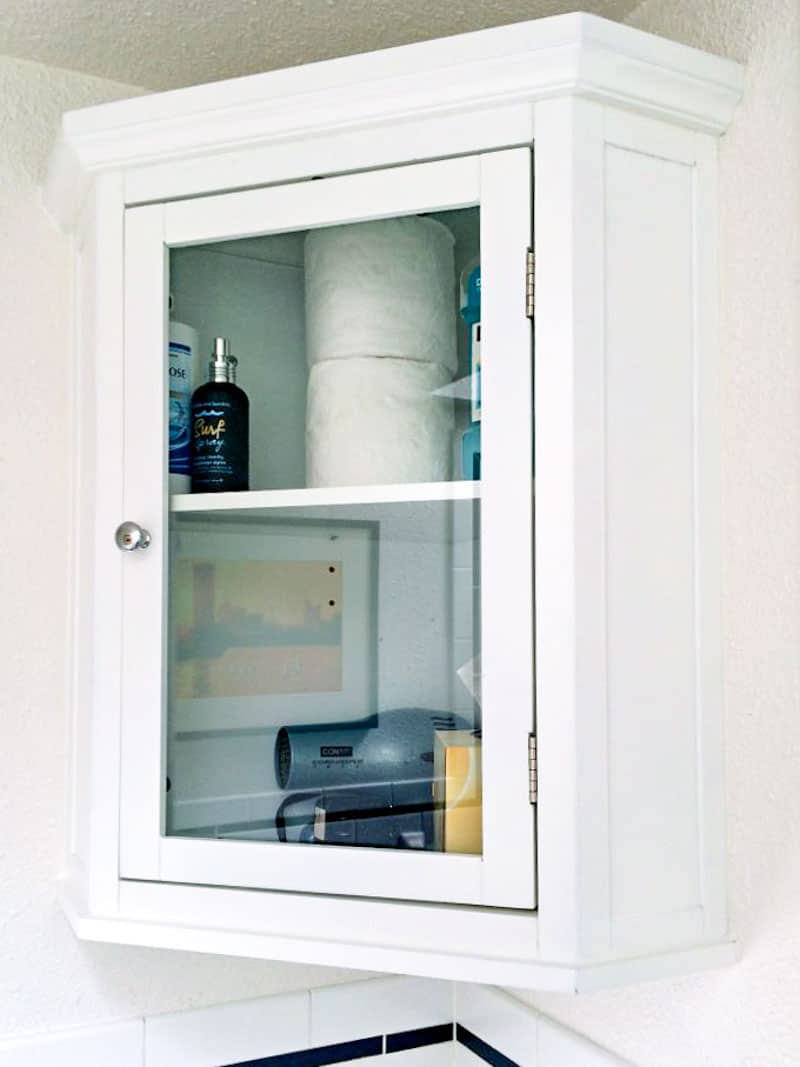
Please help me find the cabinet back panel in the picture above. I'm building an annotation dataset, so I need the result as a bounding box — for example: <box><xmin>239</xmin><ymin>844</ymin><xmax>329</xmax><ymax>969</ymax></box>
<box><xmin>170</xmin><ymin>247</ymin><xmax>307</xmax><ymax>491</ymax></box>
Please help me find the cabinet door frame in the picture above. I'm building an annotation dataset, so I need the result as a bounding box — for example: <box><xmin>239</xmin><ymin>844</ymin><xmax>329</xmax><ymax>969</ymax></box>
<box><xmin>118</xmin><ymin>150</ymin><xmax>536</xmax><ymax>909</ymax></box>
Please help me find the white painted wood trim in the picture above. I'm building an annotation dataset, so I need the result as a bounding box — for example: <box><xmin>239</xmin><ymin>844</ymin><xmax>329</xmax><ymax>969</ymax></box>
<box><xmin>171</xmin><ymin>480</ymin><xmax>480</xmax><ymax>512</ymax></box>
<box><xmin>125</xmin><ymin>103</ymin><xmax>534</xmax><ymax>214</ymax></box>
<box><xmin>533</xmin><ymin>95</ymin><xmax>609</xmax><ymax>963</ymax></box>
<box><xmin>44</xmin><ymin>13</ymin><xmax>743</xmax><ymax>230</ymax></box>
<box><xmin>156</xmin><ymin>835</ymin><xmax>488</xmax><ymax>907</ymax></box>
<box><xmin>119</xmin><ymin>201</ymin><xmax>168</xmax><ymax>879</ymax></box>
<box><xmin>163</xmin><ymin>155</ymin><xmax>480</xmax><ymax>246</ymax></box>
<box><xmin>70</xmin><ymin>172</ymin><xmax>128</xmax><ymax>916</ymax></box>
<box><xmin>56</xmin><ymin>871</ymin><xmax>737</xmax><ymax>993</ymax></box>
<box><xmin>115</xmin><ymin>876</ymin><xmax>541</xmax><ymax>969</ymax></box>
<box><xmin>66</xmin><ymin>894</ymin><xmax>738</xmax><ymax>993</ymax></box>
<box><xmin>478</xmin><ymin>147</ymin><xmax>536</xmax><ymax>909</ymax></box>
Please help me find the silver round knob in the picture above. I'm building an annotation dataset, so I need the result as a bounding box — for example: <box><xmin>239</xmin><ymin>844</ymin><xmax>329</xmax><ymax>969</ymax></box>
<box><xmin>115</xmin><ymin>521</ymin><xmax>152</xmax><ymax>552</ymax></box>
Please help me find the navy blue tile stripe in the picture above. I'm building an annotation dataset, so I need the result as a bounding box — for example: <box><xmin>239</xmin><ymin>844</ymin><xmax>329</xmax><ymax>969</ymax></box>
<box><xmin>223</xmin><ymin>1035</ymin><xmax>381</xmax><ymax>1067</ymax></box>
<box><xmin>386</xmin><ymin>1021</ymin><xmax>453</xmax><ymax>1053</ymax></box>
<box><xmin>219</xmin><ymin>1019</ymin><xmax>518</xmax><ymax>1067</ymax></box>
<box><xmin>456</xmin><ymin>1023</ymin><xmax>522</xmax><ymax>1067</ymax></box>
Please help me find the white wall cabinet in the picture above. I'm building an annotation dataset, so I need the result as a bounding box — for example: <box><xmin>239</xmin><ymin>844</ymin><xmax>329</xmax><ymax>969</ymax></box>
<box><xmin>46</xmin><ymin>13</ymin><xmax>743</xmax><ymax>991</ymax></box>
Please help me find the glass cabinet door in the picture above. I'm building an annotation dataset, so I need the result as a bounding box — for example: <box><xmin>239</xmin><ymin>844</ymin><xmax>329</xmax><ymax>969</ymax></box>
<box><xmin>119</xmin><ymin>151</ymin><xmax>535</xmax><ymax>909</ymax></box>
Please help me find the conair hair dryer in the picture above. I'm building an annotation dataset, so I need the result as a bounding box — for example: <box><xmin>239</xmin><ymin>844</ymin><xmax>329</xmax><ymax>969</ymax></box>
<box><xmin>274</xmin><ymin>708</ymin><xmax>471</xmax><ymax>850</ymax></box>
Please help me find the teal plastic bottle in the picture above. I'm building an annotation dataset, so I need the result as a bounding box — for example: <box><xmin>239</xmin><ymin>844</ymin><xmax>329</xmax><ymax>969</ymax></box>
<box><xmin>461</xmin><ymin>264</ymin><xmax>481</xmax><ymax>480</ymax></box>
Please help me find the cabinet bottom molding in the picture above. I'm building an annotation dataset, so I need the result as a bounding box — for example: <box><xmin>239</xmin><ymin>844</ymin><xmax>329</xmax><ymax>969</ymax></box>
<box><xmin>60</xmin><ymin>874</ymin><xmax>738</xmax><ymax>994</ymax></box>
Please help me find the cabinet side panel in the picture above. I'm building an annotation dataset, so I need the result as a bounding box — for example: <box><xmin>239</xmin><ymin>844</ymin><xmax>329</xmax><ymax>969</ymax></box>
<box><xmin>601</xmin><ymin>114</ymin><xmax>725</xmax><ymax>953</ymax></box>
<box><xmin>605</xmin><ymin>143</ymin><xmax>699</xmax><ymax>915</ymax></box>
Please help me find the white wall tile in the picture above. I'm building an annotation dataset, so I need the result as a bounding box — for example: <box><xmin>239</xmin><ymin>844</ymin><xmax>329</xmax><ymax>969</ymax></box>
<box><xmin>145</xmin><ymin>991</ymin><xmax>308</xmax><ymax>1067</ymax></box>
<box><xmin>538</xmin><ymin>1016</ymin><xmax>632</xmax><ymax>1067</ymax></box>
<box><xmin>312</xmin><ymin>976</ymin><xmax>452</xmax><ymax>1047</ymax></box>
<box><xmin>453</xmin><ymin>1044</ymin><xmax>486</xmax><ymax>1066</ymax></box>
<box><xmin>339</xmin><ymin>1048</ymin><xmax>455</xmax><ymax>1066</ymax></box>
<box><xmin>391</xmin><ymin>1044</ymin><xmax>453</xmax><ymax>1065</ymax></box>
<box><xmin>0</xmin><ymin>1020</ymin><xmax>143</xmax><ymax>1067</ymax></box>
<box><xmin>456</xmin><ymin>986</ymin><xmax>634</xmax><ymax>1067</ymax></box>
<box><xmin>0</xmin><ymin>980</ymin><xmax>636</xmax><ymax>1067</ymax></box>
<box><xmin>456</xmin><ymin>983</ymin><xmax>537</xmax><ymax>1066</ymax></box>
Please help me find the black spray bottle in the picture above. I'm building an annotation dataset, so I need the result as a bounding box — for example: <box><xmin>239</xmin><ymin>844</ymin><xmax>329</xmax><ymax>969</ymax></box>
<box><xmin>191</xmin><ymin>337</ymin><xmax>249</xmax><ymax>492</ymax></box>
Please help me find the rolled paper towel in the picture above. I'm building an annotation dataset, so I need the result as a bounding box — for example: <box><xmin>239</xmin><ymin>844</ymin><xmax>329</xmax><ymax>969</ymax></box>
<box><xmin>306</xmin><ymin>358</ymin><xmax>455</xmax><ymax>487</ymax></box>
<box><xmin>305</xmin><ymin>216</ymin><xmax>457</xmax><ymax>373</ymax></box>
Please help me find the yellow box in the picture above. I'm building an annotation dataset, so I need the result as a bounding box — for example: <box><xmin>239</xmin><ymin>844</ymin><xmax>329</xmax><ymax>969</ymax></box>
<box><xmin>433</xmin><ymin>730</ymin><xmax>482</xmax><ymax>855</ymax></box>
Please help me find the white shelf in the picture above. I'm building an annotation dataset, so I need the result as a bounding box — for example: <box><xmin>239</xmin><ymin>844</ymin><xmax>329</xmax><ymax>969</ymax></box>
<box><xmin>170</xmin><ymin>480</ymin><xmax>480</xmax><ymax>513</ymax></box>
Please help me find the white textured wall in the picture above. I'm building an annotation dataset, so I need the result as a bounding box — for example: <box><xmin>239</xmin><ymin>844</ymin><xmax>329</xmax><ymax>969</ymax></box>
<box><xmin>516</xmin><ymin>1</ymin><xmax>800</xmax><ymax>1064</ymax></box>
<box><xmin>0</xmin><ymin>54</ymin><xmax>361</xmax><ymax>1040</ymax></box>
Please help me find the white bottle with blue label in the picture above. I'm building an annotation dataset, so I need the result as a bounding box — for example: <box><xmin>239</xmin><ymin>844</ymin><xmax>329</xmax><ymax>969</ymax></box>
<box><xmin>168</xmin><ymin>318</ymin><xmax>199</xmax><ymax>493</ymax></box>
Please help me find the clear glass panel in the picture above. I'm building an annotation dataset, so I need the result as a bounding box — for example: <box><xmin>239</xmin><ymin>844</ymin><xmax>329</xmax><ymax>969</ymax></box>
<box><xmin>166</xmin><ymin>498</ymin><xmax>482</xmax><ymax>854</ymax></box>
<box><xmin>164</xmin><ymin>203</ymin><xmax>484</xmax><ymax>857</ymax></box>
<box><xmin>167</xmin><ymin>207</ymin><xmax>481</xmax><ymax>494</ymax></box>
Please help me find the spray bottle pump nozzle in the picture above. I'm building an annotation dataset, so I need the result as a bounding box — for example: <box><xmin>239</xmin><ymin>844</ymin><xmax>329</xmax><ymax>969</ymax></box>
<box><xmin>208</xmin><ymin>336</ymin><xmax>237</xmax><ymax>383</ymax></box>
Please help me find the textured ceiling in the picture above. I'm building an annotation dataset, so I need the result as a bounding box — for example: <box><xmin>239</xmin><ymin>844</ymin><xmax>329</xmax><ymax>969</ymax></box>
<box><xmin>0</xmin><ymin>0</ymin><xmax>641</xmax><ymax>91</ymax></box>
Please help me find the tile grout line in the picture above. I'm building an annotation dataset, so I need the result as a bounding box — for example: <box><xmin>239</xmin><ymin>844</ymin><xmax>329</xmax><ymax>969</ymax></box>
<box><xmin>307</xmin><ymin>988</ymin><xmax>313</xmax><ymax>1057</ymax></box>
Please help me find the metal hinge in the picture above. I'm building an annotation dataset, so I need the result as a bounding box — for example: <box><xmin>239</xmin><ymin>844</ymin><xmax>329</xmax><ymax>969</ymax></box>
<box><xmin>528</xmin><ymin>734</ymin><xmax>538</xmax><ymax>804</ymax></box>
<box><xmin>525</xmin><ymin>248</ymin><xmax>535</xmax><ymax>319</ymax></box>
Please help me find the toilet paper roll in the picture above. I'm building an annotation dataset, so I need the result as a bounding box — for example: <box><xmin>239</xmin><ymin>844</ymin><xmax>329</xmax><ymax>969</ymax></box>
<box><xmin>306</xmin><ymin>358</ymin><xmax>455</xmax><ymax>487</ymax></box>
<box><xmin>305</xmin><ymin>216</ymin><xmax>457</xmax><ymax>372</ymax></box>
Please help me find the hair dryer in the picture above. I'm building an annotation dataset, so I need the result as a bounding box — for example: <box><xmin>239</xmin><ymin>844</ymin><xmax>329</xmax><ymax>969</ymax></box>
<box><xmin>274</xmin><ymin>708</ymin><xmax>471</xmax><ymax>850</ymax></box>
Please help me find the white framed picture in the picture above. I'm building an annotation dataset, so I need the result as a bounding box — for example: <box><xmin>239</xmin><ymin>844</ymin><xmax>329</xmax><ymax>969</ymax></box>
<box><xmin>168</xmin><ymin>515</ymin><xmax>378</xmax><ymax>736</ymax></box>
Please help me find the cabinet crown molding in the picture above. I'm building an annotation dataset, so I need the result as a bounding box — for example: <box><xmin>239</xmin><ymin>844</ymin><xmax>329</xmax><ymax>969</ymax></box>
<box><xmin>44</xmin><ymin>12</ymin><xmax>743</xmax><ymax>230</ymax></box>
